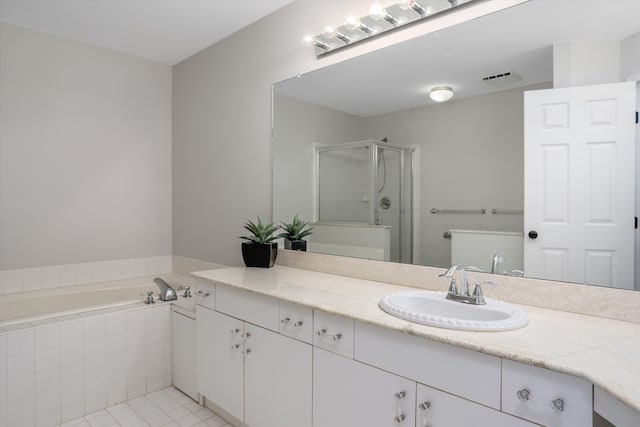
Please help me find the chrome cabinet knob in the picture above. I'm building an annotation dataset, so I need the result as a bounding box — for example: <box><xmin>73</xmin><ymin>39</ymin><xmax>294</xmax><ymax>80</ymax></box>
<box><xmin>316</xmin><ymin>328</ymin><xmax>343</xmax><ymax>341</ymax></box>
<box><xmin>516</xmin><ymin>388</ymin><xmax>530</xmax><ymax>401</ymax></box>
<box><xmin>281</xmin><ymin>317</ymin><xmax>304</xmax><ymax>327</ymax></box>
<box><xmin>418</xmin><ymin>400</ymin><xmax>431</xmax><ymax>427</ymax></box>
<box><xmin>550</xmin><ymin>398</ymin><xmax>564</xmax><ymax>413</ymax></box>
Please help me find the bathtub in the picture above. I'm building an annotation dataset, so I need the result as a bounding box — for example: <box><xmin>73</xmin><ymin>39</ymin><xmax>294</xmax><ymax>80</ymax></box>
<box><xmin>0</xmin><ymin>276</ymin><xmax>160</xmax><ymax>327</ymax></box>
<box><xmin>0</xmin><ymin>274</ymin><xmax>191</xmax><ymax>426</ymax></box>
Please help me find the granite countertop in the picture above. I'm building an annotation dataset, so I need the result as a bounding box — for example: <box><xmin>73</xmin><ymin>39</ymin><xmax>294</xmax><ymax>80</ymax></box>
<box><xmin>192</xmin><ymin>265</ymin><xmax>640</xmax><ymax>413</ymax></box>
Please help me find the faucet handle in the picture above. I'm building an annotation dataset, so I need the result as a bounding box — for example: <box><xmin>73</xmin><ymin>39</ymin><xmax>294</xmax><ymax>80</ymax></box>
<box><xmin>447</xmin><ymin>278</ymin><xmax>458</xmax><ymax>294</ymax></box>
<box><xmin>504</xmin><ymin>269</ymin><xmax>524</xmax><ymax>277</ymax></box>
<box><xmin>472</xmin><ymin>280</ymin><xmax>497</xmax><ymax>304</ymax></box>
<box><xmin>145</xmin><ymin>291</ymin><xmax>155</xmax><ymax>304</ymax></box>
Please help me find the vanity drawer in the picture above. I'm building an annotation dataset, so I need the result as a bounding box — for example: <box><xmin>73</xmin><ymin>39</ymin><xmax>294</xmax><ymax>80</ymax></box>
<box><xmin>195</xmin><ymin>282</ymin><xmax>216</xmax><ymax>310</ymax></box>
<box><xmin>313</xmin><ymin>310</ymin><xmax>354</xmax><ymax>358</ymax></box>
<box><xmin>501</xmin><ymin>359</ymin><xmax>592</xmax><ymax>427</ymax></box>
<box><xmin>354</xmin><ymin>322</ymin><xmax>501</xmax><ymax>409</ymax></box>
<box><xmin>279</xmin><ymin>301</ymin><xmax>313</xmax><ymax>344</ymax></box>
<box><xmin>416</xmin><ymin>384</ymin><xmax>538</xmax><ymax>427</ymax></box>
<box><xmin>215</xmin><ymin>284</ymin><xmax>279</xmax><ymax>331</ymax></box>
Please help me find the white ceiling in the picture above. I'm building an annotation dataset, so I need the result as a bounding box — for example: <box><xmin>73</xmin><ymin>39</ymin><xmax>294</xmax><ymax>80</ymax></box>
<box><xmin>275</xmin><ymin>0</ymin><xmax>640</xmax><ymax>117</ymax></box>
<box><xmin>0</xmin><ymin>0</ymin><xmax>294</xmax><ymax>65</ymax></box>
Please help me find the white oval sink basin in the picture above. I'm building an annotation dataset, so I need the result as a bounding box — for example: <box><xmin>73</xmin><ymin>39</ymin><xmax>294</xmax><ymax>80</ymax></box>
<box><xmin>379</xmin><ymin>290</ymin><xmax>528</xmax><ymax>331</ymax></box>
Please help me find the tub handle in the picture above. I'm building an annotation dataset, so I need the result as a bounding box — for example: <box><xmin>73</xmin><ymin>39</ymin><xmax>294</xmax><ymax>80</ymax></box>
<box><xmin>145</xmin><ymin>291</ymin><xmax>155</xmax><ymax>304</ymax></box>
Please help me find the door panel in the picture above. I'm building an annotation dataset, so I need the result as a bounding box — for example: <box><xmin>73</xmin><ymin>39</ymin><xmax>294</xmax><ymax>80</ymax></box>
<box><xmin>524</xmin><ymin>82</ymin><xmax>636</xmax><ymax>288</ymax></box>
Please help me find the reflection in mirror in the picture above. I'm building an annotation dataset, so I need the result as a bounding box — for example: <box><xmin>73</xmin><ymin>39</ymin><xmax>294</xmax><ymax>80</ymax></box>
<box><xmin>273</xmin><ymin>0</ymin><xmax>640</xmax><ymax>290</ymax></box>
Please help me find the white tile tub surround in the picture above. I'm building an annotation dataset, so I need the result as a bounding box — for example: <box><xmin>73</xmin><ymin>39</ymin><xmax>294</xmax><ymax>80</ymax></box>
<box><xmin>0</xmin><ymin>256</ymin><xmax>172</xmax><ymax>296</ymax></box>
<box><xmin>0</xmin><ymin>304</ymin><xmax>172</xmax><ymax>427</ymax></box>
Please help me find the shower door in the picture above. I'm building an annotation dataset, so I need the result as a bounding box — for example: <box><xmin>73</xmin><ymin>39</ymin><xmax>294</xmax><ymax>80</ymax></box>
<box><xmin>317</xmin><ymin>144</ymin><xmax>371</xmax><ymax>223</ymax></box>
<box><xmin>316</xmin><ymin>142</ymin><xmax>414</xmax><ymax>264</ymax></box>
<box><xmin>375</xmin><ymin>146</ymin><xmax>413</xmax><ymax>264</ymax></box>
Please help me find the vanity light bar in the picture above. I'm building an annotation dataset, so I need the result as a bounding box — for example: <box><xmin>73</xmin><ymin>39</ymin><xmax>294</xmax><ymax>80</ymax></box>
<box><xmin>303</xmin><ymin>0</ymin><xmax>477</xmax><ymax>57</ymax></box>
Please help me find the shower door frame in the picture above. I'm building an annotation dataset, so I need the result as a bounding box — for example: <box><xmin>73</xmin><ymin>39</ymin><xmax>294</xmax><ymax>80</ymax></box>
<box><xmin>314</xmin><ymin>140</ymin><xmax>416</xmax><ymax>263</ymax></box>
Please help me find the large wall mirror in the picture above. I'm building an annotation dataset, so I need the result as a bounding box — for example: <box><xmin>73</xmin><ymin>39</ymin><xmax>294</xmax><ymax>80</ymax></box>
<box><xmin>273</xmin><ymin>0</ymin><xmax>640</xmax><ymax>290</ymax></box>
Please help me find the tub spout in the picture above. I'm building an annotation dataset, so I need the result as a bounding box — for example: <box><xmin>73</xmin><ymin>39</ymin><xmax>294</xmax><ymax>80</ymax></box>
<box><xmin>153</xmin><ymin>278</ymin><xmax>177</xmax><ymax>301</ymax></box>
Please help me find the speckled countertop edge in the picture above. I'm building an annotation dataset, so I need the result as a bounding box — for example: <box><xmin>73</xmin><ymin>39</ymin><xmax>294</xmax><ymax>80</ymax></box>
<box><xmin>192</xmin><ymin>265</ymin><xmax>640</xmax><ymax>413</ymax></box>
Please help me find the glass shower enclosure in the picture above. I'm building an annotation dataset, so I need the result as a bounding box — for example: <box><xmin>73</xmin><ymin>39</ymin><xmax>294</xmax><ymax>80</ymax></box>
<box><xmin>315</xmin><ymin>140</ymin><xmax>414</xmax><ymax>263</ymax></box>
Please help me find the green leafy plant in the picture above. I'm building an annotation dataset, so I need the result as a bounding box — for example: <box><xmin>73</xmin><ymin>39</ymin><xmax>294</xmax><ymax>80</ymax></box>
<box><xmin>278</xmin><ymin>215</ymin><xmax>313</xmax><ymax>241</ymax></box>
<box><xmin>240</xmin><ymin>216</ymin><xmax>280</xmax><ymax>244</ymax></box>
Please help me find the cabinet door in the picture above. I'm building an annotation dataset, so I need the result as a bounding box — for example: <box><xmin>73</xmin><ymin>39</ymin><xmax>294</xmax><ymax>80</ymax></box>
<box><xmin>196</xmin><ymin>307</ymin><xmax>245</xmax><ymax>421</ymax></box>
<box><xmin>244</xmin><ymin>325</ymin><xmax>312</xmax><ymax>427</ymax></box>
<box><xmin>416</xmin><ymin>384</ymin><xmax>538</xmax><ymax>427</ymax></box>
<box><xmin>502</xmin><ymin>359</ymin><xmax>592</xmax><ymax>427</ymax></box>
<box><xmin>172</xmin><ymin>310</ymin><xmax>197</xmax><ymax>401</ymax></box>
<box><xmin>313</xmin><ymin>348</ymin><xmax>415</xmax><ymax>427</ymax></box>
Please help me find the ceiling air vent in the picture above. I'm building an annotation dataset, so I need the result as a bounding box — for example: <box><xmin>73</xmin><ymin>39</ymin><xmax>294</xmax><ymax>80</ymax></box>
<box><xmin>482</xmin><ymin>71</ymin><xmax>521</xmax><ymax>87</ymax></box>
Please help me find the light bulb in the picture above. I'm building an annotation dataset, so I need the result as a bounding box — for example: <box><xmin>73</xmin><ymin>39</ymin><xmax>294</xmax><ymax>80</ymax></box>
<box><xmin>302</xmin><ymin>34</ymin><xmax>315</xmax><ymax>47</ymax></box>
<box><xmin>369</xmin><ymin>2</ymin><xmax>386</xmax><ymax>20</ymax></box>
<box><xmin>345</xmin><ymin>15</ymin><xmax>360</xmax><ymax>30</ymax></box>
<box><xmin>321</xmin><ymin>21</ymin><xmax>337</xmax><ymax>38</ymax></box>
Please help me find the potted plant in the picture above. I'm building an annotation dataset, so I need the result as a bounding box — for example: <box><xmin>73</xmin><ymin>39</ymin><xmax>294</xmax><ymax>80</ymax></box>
<box><xmin>240</xmin><ymin>216</ymin><xmax>280</xmax><ymax>268</ymax></box>
<box><xmin>278</xmin><ymin>215</ymin><xmax>313</xmax><ymax>251</ymax></box>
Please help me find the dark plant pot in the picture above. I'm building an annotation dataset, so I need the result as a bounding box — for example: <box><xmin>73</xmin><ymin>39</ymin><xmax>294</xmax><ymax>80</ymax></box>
<box><xmin>284</xmin><ymin>239</ymin><xmax>307</xmax><ymax>251</ymax></box>
<box><xmin>241</xmin><ymin>242</ymin><xmax>278</xmax><ymax>268</ymax></box>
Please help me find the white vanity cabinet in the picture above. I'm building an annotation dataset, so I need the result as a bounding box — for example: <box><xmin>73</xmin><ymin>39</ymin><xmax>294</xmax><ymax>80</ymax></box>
<box><xmin>244</xmin><ymin>322</ymin><xmax>312</xmax><ymax>427</ymax></box>
<box><xmin>196</xmin><ymin>307</ymin><xmax>245</xmax><ymax>419</ymax></box>
<box><xmin>354</xmin><ymin>322</ymin><xmax>502</xmax><ymax>409</ymax></box>
<box><xmin>196</xmin><ymin>284</ymin><xmax>312</xmax><ymax>427</ymax></box>
<box><xmin>502</xmin><ymin>359</ymin><xmax>593</xmax><ymax>427</ymax></box>
<box><xmin>416</xmin><ymin>384</ymin><xmax>538</xmax><ymax>427</ymax></box>
<box><xmin>313</xmin><ymin>347</ymin><xmax>416</xmax><ymax>427</ymax></box>
<box><xmin>595</xmin><ymin>386</ymin><xmax>640</xmax><ymax>427</ymax></box>
<box><xmin>195</xmin><ymin>279</ymin><xmax>600</xmax><ymax>427</ymax></box>
<box><xmin>171</xmin><ymin>308</ymin><xmax>198</xmax><ymax>401</ymax></box>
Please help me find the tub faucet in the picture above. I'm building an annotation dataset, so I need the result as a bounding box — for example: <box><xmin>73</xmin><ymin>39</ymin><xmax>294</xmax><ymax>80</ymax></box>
<box><xmin>153</xmin><ymin>278</ymin><xmax>177</xmax><ymax>301</ymax></box>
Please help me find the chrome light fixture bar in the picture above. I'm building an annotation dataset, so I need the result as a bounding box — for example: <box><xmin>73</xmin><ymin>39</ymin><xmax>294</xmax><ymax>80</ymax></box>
<box><xmin>303</xmin><ymin>0</ymin><xmax>477</xmax><ymax>57</ymax></box>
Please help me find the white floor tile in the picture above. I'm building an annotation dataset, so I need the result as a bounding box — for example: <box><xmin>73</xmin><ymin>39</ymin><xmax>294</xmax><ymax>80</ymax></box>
<box><xmin>62</xmin><ymin>388</ymin><xmax>232</xmax><ymax>427</ymax></box>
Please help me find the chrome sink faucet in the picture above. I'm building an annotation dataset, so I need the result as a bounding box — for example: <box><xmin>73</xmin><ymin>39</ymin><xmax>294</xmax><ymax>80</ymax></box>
<box><xmin>153</xmin><ymin>277</ymin><xmax>177</xmax><ymax>301</ymax></box>
<box><xmin>439</xmin><ymin>264</ymin><xmax>496</xmax><ymax>305</ymax></box>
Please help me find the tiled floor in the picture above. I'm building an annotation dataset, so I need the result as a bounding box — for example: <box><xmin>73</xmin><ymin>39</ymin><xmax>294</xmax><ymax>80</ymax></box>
<box><xmin>59</xmin><ymin>388</ymin><xmax>233</xmax><ymax>427</ymax></box>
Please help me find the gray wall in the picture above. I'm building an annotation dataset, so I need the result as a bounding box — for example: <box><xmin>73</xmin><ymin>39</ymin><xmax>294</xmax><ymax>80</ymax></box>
<box><xmin>273</xmin><ymin>94</ymin><xmax>364</xmax><ymax>223</ymax></box>
<box><xmin>172</xmin><ymin>0</ymin><xmax>483</xmax><ymax>266</ymax></box>
<box><xmin>0</xmin><ymin>23</ymin><xmax>172</xmax><ymax>270</ymax></box>
<box><xmin>363</xmin><ymin>82</ymin><xmax>551</xmax><ymax>267</ymax></box>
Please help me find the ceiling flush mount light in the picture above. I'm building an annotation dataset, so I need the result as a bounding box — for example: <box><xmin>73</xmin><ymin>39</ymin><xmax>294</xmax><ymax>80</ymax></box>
<box><xmin>303</xmin><ymin>0</ymin><xmax>477</xmax><ymax>57</ymax></box>
<box><xmin>430</xmin><ymin>86</ymin><xmax>454</xmax><ymax>102</ymax></box>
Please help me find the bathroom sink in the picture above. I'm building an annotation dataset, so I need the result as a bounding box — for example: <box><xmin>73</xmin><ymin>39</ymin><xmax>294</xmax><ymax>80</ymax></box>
<box><xmin>379</xmin><ymin>290</ymin><xmax>528</xmax><ymax>331</ymax></box>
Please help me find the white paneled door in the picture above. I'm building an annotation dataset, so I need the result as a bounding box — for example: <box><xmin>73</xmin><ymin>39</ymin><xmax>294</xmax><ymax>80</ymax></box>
<box><xmin>524</xmin><ymin>82</ymin><xmax>636</xmax><ymax>289</ymax></box>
